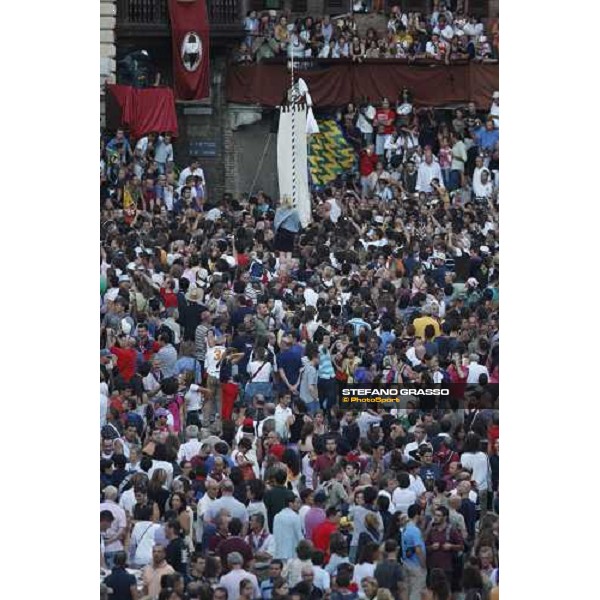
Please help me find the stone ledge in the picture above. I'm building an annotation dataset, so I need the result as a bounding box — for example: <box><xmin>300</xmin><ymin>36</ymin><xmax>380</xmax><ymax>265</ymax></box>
<box><xmin>101</xmin><ymin>16</ymin><xmax>116</xmax><ymax>30</ymax></box>
<box><xmin>100</xmin><ymin>1</ymin><xmax>116</xmax><ymax>17</ymax></box>
<box><xmin>100</xmin><ymin>44</ymin><xmax>116</xmax><ymax>58</ymax></box>
<box><xmin>100</xmin><ymin>29</ymin><xmax>115</xmax><ymax>44</ymax></box>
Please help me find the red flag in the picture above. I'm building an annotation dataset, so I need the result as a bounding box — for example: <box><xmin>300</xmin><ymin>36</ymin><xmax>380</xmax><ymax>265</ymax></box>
<box><xmin>167</xmin><ymin>0</ymin><xmax>210</xmax><ymax>100</ymax></box>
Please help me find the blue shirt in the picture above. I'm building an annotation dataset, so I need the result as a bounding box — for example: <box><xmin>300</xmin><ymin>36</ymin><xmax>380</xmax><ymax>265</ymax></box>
<box><xmin>175</xmin><ymin>356</ymin><xmax>201</xmax><ymax>381</ymax></box>
<box><xmin>347</xmin><ymin>318</ymin><xmax>372</xmax><ymax>337</ymax></box>
<box><xmin>260</xmin><ymin>578</ymin><xmax>275</xmax><ymax>600</ymax></box>
<box><xmin>379</xmin><ymin>330</ymin><xmax>396</xmax><ymax>353</ymax></box>
<box><xmin>476</xmin><ymin>128</ymin><xmax>499</xmax><ymax>151</ymax></box>
<box><xmin>277</xmin><ymin>347</ymin><xmax>303</xmax><ymax>389</ymax></box>
<box><xmin>402</xmin><ymin>522</ymin><xmax>426</xmax><ymax>568</ymax></box>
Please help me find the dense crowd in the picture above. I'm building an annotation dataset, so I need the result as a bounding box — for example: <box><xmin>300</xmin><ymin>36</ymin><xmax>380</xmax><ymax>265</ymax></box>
<box><xmin>100</xmin><ymin>64</ymin><xmax>499</xmax><ymax>600</ymax></box>
<box><xmin>234</xmin><ymin>2</ymin><xmax>498</xmax><ymax>64</ymax></box>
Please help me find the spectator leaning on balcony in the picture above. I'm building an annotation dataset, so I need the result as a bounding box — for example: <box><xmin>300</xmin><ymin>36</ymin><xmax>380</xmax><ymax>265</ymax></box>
<box><xmin>236</xmin><ymin>8</ymin><xmax>496</xmax><ymax>65</ymax></box>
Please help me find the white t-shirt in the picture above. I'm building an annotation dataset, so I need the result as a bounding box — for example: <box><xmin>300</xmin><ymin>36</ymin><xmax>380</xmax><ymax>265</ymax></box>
<box><xmin>434</xmin><ymin>24</ymin><xmax>455</xmax><ymax>43</ymax></box>
<box><xmin>274</xmin><ymin>404</ymin><xmax>293</xmax><ymax>439</ymax></box>
<box><xmin>131</xmin><ymin>521</ymin><xmax>160</xmax><ymax>566</ymax></box>
<box><xmin>357</xmin><ymin>107</ymin><xmax>375</xmax><ymax>134</ymax></box>
<box><xmin>327</xmin><ymin>198</ymin><xmax>341</xmax><ymax>223</ymax></box>
<box><xmin>352</xmin><ymin>562</ymin><xmax>376</xmax><ymax>585</ymax></box>
<box><xmin>467</xmin><ymin>361</ymin><xmax>490</xmax><ymax>383</ymax></box>
<box><xmin>205</xmin><ymin>345</ymin><xmax>226</xmax><ymax>378</ymax></box>
<box><xmin>409</xmin><ymin>474</ymin><xmax>426</xmax><ymax>497</ymax></box>
<box><xmin>460</xmin><ymin>451</ymin><xmax>490</xmax><ymax>492</ymax></box>
<box><xmin>178</xmin><ymin>439</ymin><xmax>202</xmax><ymax>462</ymax></box>
<box><xmin>392</xmin><ymin>487</ymin><xmax>417</xmax><ymax>514</ymax></box>
<box><xmin>490</xmin><ymin>101</ymin><xmax>499</xmax><ymax>129</ymax></box>
<box><xmin>185</xmin><ymin>386</ymin><xmax>203</xmax><ymax>412</ymax></box>
<box><xmin>178</xmin><ymin>166</ymin><xmax>206</xmax><ymax>187</ymax></box>
<box><xmin>304</xmin><ymin>287</ymin><xmax>319</xmax><ymax>308</ymax></box>
<box><xmin>119</xmin><ymin>487</ymin><xmax>137</xmax><ymax>516</ymax></box>
<box><xmin>100</xmin><ymin>393</ymin><xmax>108</xmax><ymax>428</ymax></box>
<box><xmin>247</xmin><ymin>359</ymin><xmax>273</xmax><ymax>383</ymax></box>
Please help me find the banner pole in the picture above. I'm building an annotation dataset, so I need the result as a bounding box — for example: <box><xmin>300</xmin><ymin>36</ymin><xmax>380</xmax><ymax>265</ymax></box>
<box><xmin>290</xmin><ymin>51</ymin><xmax>297</xmax><ymax>210</ymax></box>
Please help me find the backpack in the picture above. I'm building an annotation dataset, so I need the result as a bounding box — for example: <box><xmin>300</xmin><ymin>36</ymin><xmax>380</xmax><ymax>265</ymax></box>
<box><xmin>249</xmin><ymin>260</ymin><xmax>264</xmax><ymax>279</ymax></box>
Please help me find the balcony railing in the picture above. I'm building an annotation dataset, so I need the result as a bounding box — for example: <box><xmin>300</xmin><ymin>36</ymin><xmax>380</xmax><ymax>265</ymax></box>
<box><xmin>116</xmin><ymin>0</ymin><xmax>244</xmax><ymax>36</ymax></box>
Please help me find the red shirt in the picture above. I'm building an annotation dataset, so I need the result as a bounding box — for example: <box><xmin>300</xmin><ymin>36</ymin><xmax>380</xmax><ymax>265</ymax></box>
<box><xmin>359</xmin><ymin>150</ymin><xmax>378</xmax><ymax>176</ymax></box>
<box><xmin>313</xmin><ymin>453</ymin><xmax>337</xmax><ymax>483</ymax></box>
<box><xmin>109</xmin><ymin>395</ymin><xmax>124</xmax><ymax>414</ymax></box>
<box><xmin>425</xmin><ymin>524</ymin><xmax>463</xmax><ymax>572</ymax></box>
<box><xmin>312</xmin><ymin>520</ymin><xmax>338</xmax><ymax>559</ymax></box>
<box><xmin>236</xmin><ymin>253</ymin><xmax>250</xmax><ymax>268</ymax></box>
<box><xmin>375</xmin><ymin>108</ymin><xmax>396</xmax><ymax>134</ymax></box>
<box><xmin>159</xmin><ymin>288</ymin><xmax>178</xmax><ymax>309</ymax></box>
<box><xmin>110</xmin><ymin>346</ymin><xmax>137</xmax><ymax>382</ymax></box>
<box><xmin>269</xmin><ymin>443</ymin><xmax>285</xmax><ymax>461</ymax></box>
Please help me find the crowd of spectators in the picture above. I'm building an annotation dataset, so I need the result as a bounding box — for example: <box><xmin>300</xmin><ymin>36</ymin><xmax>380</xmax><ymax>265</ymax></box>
<box><xmin>333</xmin><ymin>91</ymin><xmax>499</xmax><ymax>205</ymax></box>
<box><xmin>234</xmin><ymin>2</ymin><xmax>498</xmax><ymax>64</ymax></box>
<box><xmin>100</xmin><ymin>39</ymin><xmax>499</xmax><ymax>600</ymax></box>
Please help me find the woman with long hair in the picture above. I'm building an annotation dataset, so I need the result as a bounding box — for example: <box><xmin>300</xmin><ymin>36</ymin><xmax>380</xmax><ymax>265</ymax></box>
<box><xmin>298</xmin><ymin>420</ymin><xmax>315</xmax><ymax>453</ymax></box>
<box><xmin>325</xmin><ymin>532</ymin><xmax>349</xmax><ymax>578</ymax></box>
<box><xmin>204</xmin><ymin>555</ymin><xmax>223</xmax><ymax>586</ymax></box>
<box><xmin>281</xmin><ymin>448</ymin><xmax>301</xmax><ymax>493</ymax></box>
<box><xmin>148</xmin><ymin>468</ymin><xmax>170</xmax><ymax>519</ymax></box>
<box><xmin>352</xmin><ymin>541</ymin><xmax>380</xmax><ymax>586</ymax></box>
<box><xmin>271</xmin><ymin>576</ymin><xmax>289</xmax><ymax>600</ymax></box>
<box><xmin>239</xmin><ymin>578</ymin><xmax>255</xmax><ymax>600</ymax></box>
<box><xmin>168</xmin><ymin>491</ymin><xmax>195</xmax><ymax>553</ymax></box>
<box><xmin>452</xmin><ymin>423</ymin><xmax>467</xmax><ymax>455</ymax></box>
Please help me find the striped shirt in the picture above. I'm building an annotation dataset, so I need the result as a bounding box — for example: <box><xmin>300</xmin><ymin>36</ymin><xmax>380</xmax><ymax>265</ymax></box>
<box><xmin>195</xmin><ymin>323</ymin><xmax>210</xmax><ymax>361</ymax></box>
<box><xmin>318</xmin><ymin>347</ymin><xmax>335</xmax><ymax>379</ymax></box>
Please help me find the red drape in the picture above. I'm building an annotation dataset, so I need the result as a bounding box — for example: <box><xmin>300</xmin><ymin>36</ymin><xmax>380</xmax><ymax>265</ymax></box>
<box><xmin>227</xmin><ymin>61</ymin><xmax>499</xmax><ymax>109</ymax></box>
<box><xmin>167</xmin><ymin>0</ymin><xmax>211</xmax><ymax>101</ymax></box>
<box><xmin>106</xmin><ymin>85</ymin><xmax>179</xmax><ymax>139</ymax></box>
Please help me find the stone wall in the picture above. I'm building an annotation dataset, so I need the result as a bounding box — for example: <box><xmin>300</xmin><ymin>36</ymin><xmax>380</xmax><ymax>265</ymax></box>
<box><xmin>174</xmin><ymin>56</ymin><xmax>230</xmax><ymax>202</ymax></box>
<box><xmin>174</xmin><ymin>55</ymin><xmax>279</xmax><ymax>202</ymax></box>
<box><xmin>100</xmin><ymin>0</ymin><xmax>117</xmax><ymax>128</ymax></box>
<box><xmin>231</xmin><ymin>116</ymin><xmax>279</xmax><ymax>199</ymax></box>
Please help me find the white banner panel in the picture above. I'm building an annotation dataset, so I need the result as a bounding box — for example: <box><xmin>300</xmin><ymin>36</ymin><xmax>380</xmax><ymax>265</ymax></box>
<box><xmin>277</xmin><ymin>106</ymin><xmax>311</xmax><ymax>228</ymax></box>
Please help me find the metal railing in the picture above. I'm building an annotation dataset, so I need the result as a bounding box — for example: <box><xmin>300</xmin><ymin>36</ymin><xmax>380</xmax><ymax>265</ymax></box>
<box><xmin>116</xmin><ymin>0</ymin><xmax>168</xmax><ymax>26</ymax></box>
<box><xmin>116</xmin><ymin>0</ymin><xmax>245</xmax><ymax>28</ymax></box>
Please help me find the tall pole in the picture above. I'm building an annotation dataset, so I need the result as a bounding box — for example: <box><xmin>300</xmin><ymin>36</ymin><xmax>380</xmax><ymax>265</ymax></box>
<box><xmin>290</xmin><ymin>50</ymin><xmax>297</xmax><ymax>209</ymax></box>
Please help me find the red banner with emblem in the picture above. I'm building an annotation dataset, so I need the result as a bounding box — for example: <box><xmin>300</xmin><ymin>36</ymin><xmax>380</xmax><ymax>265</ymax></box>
<box><xmin>167</xmin><ymin>0</ymin><xmax>210</xmax><ymax>100</ymax></box>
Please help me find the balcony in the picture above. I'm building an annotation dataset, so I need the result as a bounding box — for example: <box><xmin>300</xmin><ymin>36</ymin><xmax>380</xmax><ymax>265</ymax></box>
<box><xmin>116</xmin><ymin>0</ymin><xmax>244</xmax><ymax>40</ymax></box>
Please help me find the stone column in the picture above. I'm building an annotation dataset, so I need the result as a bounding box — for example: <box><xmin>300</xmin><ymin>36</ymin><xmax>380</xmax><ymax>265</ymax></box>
<box><xmin>100</xmin><ymin>0</ymin><xmax>117</xmax><ymax>128</ymax></box>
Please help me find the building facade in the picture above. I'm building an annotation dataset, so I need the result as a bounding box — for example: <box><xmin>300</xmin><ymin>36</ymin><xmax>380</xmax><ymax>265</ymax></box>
<box><xmin>105</xmin><ymin>0</ymin><xmax>498</xmax><ymax>199</ymax></box>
